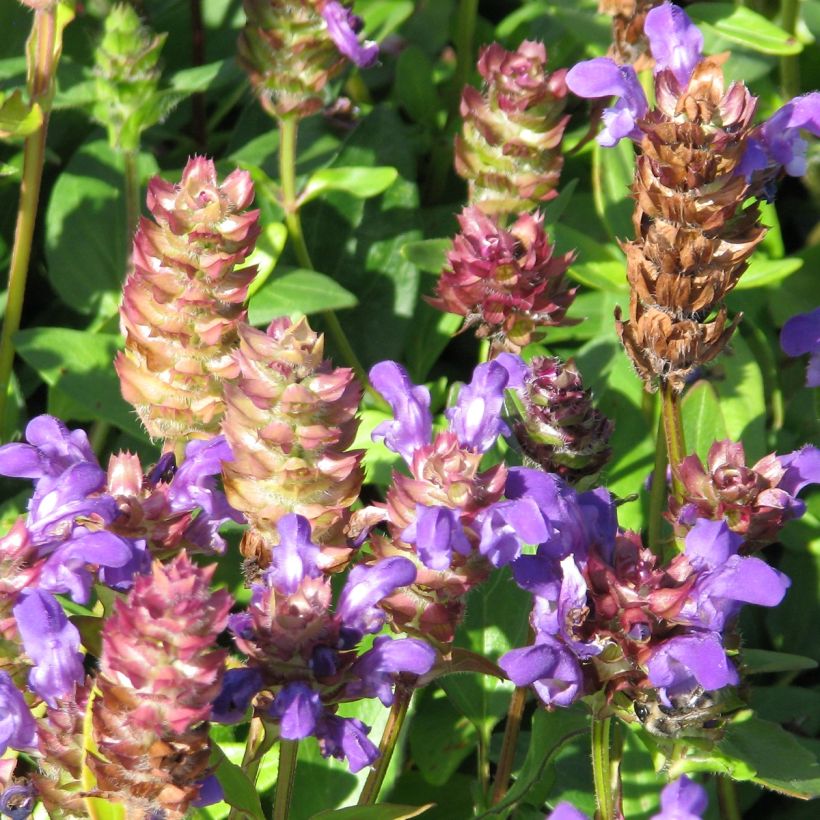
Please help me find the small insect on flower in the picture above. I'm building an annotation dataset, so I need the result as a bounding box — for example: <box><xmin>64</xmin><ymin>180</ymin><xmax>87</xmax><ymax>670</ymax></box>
<box><xmin>632</xmin><ymin>686</ymin><xmax>740</xmax><ymax>740</ymax></box>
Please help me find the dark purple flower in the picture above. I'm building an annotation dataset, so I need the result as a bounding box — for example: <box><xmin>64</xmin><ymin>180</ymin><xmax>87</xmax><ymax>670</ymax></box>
<box><xmin>779</xmin><ymin>445</ymin><xmax>820</xmax><ymax>496</ymax></box>
<box><xmin>644</xmin><ymin>2</ymin><xmax>703</xmax><ymax>88</ymax></box>
<box><xmin>265</xmin><ymin>514</ymin><xmax>322</xmax><ymax>594</ymax></box>
<box><xmin>499</xmin><ymin>635</ymin><xmax>583</xmax><ymax>707</ymax></box>
<box><xmin>211</xmin><ymin>667</ymin><xmax>264</xmax><ymax>724</ymax></box>
<box><xmin>370</xmin><ymin>361</ymin><xmax>432</xmax><ymax>463</ymax></box>
<box><xmin>646</xmin><ymin>632</ymin><xmax>738</xmax><ymax>702</ymax></box>
<box><xmin>566</xmin><ymin>58</ymin><xmax>648</xmax><ymax>146</ymax></box>
<box><xmin>652</xmin><ymin>775</ymin><xmax>708</xmax><ymax>820</ymax></box>
<box><xmin>493</xmin><ymin>352</ymin><xmax>529</xmax><ymax>392</ymax></box>
<box><xmin>337</xmin><ymin>556</ymin><xmax>417</xmax><ymax>636</ymax></box>
<box><xmin>320</xmin><ymin>1</ymin><xmax>379</xmax><ymax>68</ymax></box>
<box><xmin>97</xmin><ymin>539</ymin><xmax>150</xmax><ymax>591</ymax></box>
<box><xmin>781</xmin><ymin>307</ymin><xmax>820</xmax><ymax>388</ymax></box>
<box><xmin>0</xmin><ymin>415</ymin><xmax>95</xmax><ymax>489</ymax></box>
<box><xmin>347</xmin><ymin>636</ymin><xmax>436</xmax><ymax>705</ymax></box>
<box><xmin>445</xmin><ymin>359</ymin><xmax>512</xmax><ymax>452</ymax></box>
<box><xmin>476</xmin><ymin>496</ymin><xmax>549</xmax><ymax>567</ymax></box>
<box><xmin>191</xmin><ymin>776</ymin><xmax>224</xmax><ymax>809</ymax></box>
<box><xmin>679</xmin><ymin>520</ymin><xmax>790</xmax><ymax>631</ymax></box>
<box><xmin>0</xmin><ymin>782</ymin><xmax>36</xmax><ymax>820</ymax></box>
<box><xmin>402</xmin><ymin>505</ymin><xmax>471</xmax><ymax>571</ymax></box>
<box><xmin>741</xmin><ymin>93</ymin><xmax>820</xmax><ymax>178</ymax></box>
<box><xmin>270</xmin><ymin>682</ymin><xmax>323</xmax><ymax>739</ymax></box>
<box><xmin>0</xmin><ymin>672</ymin><xmax>37</xmax><ymax>755</ymax></box>
<box><xmin>13</xmin><ymin>590</ymin><xmax>83</xmax><ymax>705</ymax></box>
<box><xmin>315</xmin><ymin>714</ymin><xmax>379</xmax><ymax>773</ymax></box>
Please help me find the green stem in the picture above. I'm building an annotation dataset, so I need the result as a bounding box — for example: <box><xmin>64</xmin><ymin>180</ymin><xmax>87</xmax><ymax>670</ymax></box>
<box><xmin>228</xmin><ymin>717</ymin><xmax>276</xmax><ymax>820</ymax></box>
<box><xmin>272</xmin><ymin>739</ymin><xmax>299</xmax><ymax>820</ymax></box>
<box><xmin>490</xmin><ymin>685</ymin><xmax>527</xmax><ymax>805</ymax></box>
<box><xmin>780</xmin><ymin>0</ymin><xmax>801</xmax><ymax>100</ymax></box>
<box><xmin>358</xmin><ymin>683</ymin><xmax>413</xmax><ymax>805</ymax></box>
<box><xmin>660</xmin><ymin>382</ymin><xmax>686</xmax><ymax>503</ymax></box>
<box><xmin>647</xmin><ymin>409</ymin><xmax>669</xmax><ymax>557</ymax></box>
<box><xmin>277</xmin><ymin>116</ymin><xmax>386</xmax><ymax>409</ymax></box>
<box><xmin>446</xmin><ymin>0</ymin><xmax>479</xmax><ymax>126</ymax></box>
<box><xmin>591</xmin><ymin>717</ymin><xmax>615</xmax><ymax>820</ymax></box>
<box><xmin>0</xmin><ymin>8</ymin><xmax>57</xmax><ymax>434</ymax></box>
<box><xmin>123</xmin><ymin>150</ymin><xmax>141</xmax><ymax>247</ymax></box>
<box><xmin>716</xmin><ymin>775</ymin><xmax>742</xmax><ymax>820</ymax></box>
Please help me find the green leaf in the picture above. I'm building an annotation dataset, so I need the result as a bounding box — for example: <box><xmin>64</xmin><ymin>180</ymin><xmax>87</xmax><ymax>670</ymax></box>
<box><xmin>735</xmin><ymin>256</ymin><xmax>803</xmax><ymax>290</ymax></box>
<box><xmin>681</xmin><ymin>380</ymin><xmax>727</xmax><ymax>464</ymax></box>
<box><xmin>478</xmin><ymin>706</ymin><xmax>590</xmax><ymax>817</ymax></box>
<box><xmin>0</xmin><ymin>91</ymin><xmax>42</xmax><ymax>139</ymax></box>
<box><xmin>300</xmin><ymin>166</ymin><xmax>399</xmax><ymax>206</ymax></box>
<box><xmin>742</xmin><ymin>649</ymin><xmax>818</xmax><ymax>675</ymax></box>
<box><xmin>246</xmin><ymin>222</ymin><xmax>289</xmax><ymax>297</ymax></box>
<box><xmin>687</xmin><ymin>4</ymin><xmax>803</xmax><ymax>55</ymax></box>
<box><xmin>568</xmin><ymin>260</ymin><xmax>628</xmax><ymax>292</ymax></box>
<box><xmin>394</xmin><ymin>45</ymin><xmax>440</xmax><ymax>126</ymax></box>
<box><xmin>45</xmin><ymin>140</ymin><xmax>158</xmax><ymax>315</ymax></box>
<box><xmin>169</xmin><ymin>58</ymin><xmax>242</xmax><ymax>93</ymax></box>
<box><xmin>13</xmin><ymin>327</ymin><xmax>146</xmax><ymax>440</ymax></box>
<box><xmin>310</xmin><ymin>805</ymin><xmax>433</xmax><ymax>819</ymax></box>
<box><xmin>719</xmin><ymin>715</ymin><xmax>820</xmax><ymax>799</ymax></box>
<box><xmin>209</xmin><ymin>743</ymin><xmax>265</xmax><ymax>819</ymax></box>
<box><xmin>400</xmin><ymin>239</ymin><xmax>450</xmax><ymax>274</ymax></box>
<box><xmin>405</xmin><ymin>304</ymin><xmax>461</xmax><ymax>383</ymax></box>
<box><xmin>592</xmin><ymin>138</ymin><xmax>634</xmax><ymax>241</ymax></box>
<box><xmin>247</xmin><ymin>268</ymin><xmax>358</xmax><ymax>325</ymax></box>
<box><xmin>358</xmin><ymin>0</ymin><xmax>415</xmax><ymax>41</ymax></box>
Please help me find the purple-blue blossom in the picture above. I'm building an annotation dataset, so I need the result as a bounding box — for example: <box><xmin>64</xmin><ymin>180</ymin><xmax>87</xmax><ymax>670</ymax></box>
<box><xmin>320</xmin><ymin>1</ymin><xmax>379</xmax><ymax>68</ymax></box>
<box><xmin>0</xmin><ymin>672</ymin><xmax>37</xmax><ymax>755</ymax></box>
<box><xmin>781</xmin><ymin>306</ymin><xmax>820</xmax><ymax>388</ymax></box>
<box><xmin>402</xmin><ymin>505</ymin><xmax>471</xmax><ymax>571</ymax></box>
<box><xmin>644</xmin><ymin>2</ymin><xmax>703</xmax><ymax>87</ymax></box>
<box><xmin>347</xmin><ymin>636</ymin><xmax>436</xmax><ymax>705</ymax></box>
<box><xmin>315</xmin><ymin>714</ymin><xmax>379</xmax><ymax>773</ymax></box>
<box><xmin>270</xmin><ymin>682</ymin><xmax>323</xmax><ymax>739</ymax></box>
<box><xmin>499</xmin><ymin>635</ymin><xmax>583</xmax><ymax>707</ymax></box>
<box><xmin>266</xmin><ymin>513</ymin><xmax>322</xmax><ymax>594</ymax></box>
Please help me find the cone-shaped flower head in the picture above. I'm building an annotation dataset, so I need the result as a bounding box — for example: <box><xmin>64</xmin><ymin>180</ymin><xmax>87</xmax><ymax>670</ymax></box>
<box><xmin>567</xmin><ymin>3</ymin><xmax>768</xmax><ymax>391</ymax></box>
<box><xmin>91</xmin><ymin>4</ymin><xmax>167</xmax><ymax>152</ymax></box>
<box><xmin>239</xmin><ymin>0</ymin><xmax>377</xmax><ymax>120</ymax></box>
<box><xmin>455</xmin><ymin>41</ymin><xmax>569</xmax><ymax>215</ymax></box>
<box><xmin>351</xmin><ymin>357</ymin><xmax>551</xmax><ymax>643</ymax></box>
<box><xmin>431</xmin><ymin>208</ymin><xmax>576</xmax><ymax>352</ymax></box>
<box><xmin>500</xmin><ymin>471</ymin><xmax>789</xmax><ymax>724</ymax></box>
<box><xmin>510</xmin><ymin>356</ymin><xmax>613</xmax><ymax>487</ymax></box>
<box><xmin>221</xmin><ymin>317</ymin><xmax>363</xmax><ymax>570</ymax></box>
<box><xmin>90</xmin><ymin>554</ymin><xmax>231</xmax><ymax>818</ymax></box>
<box><xmin>116</xmin><ymin>158</ymin><xmax>261</xmax><ymax>442</ymax></box>
<box><xmin>213</xmin><ymin>515</ymin><xmax>434</xmax><ymax>772</ymax></box>
<box><xmin>599</xmin><ymin>0</ymin><xmax>663</xmax><ymax>70</ymax></box>
<box><xmin>670</xmin><ymin>441</ymin><xmax>820</xmax><ymax>548</ymax></box>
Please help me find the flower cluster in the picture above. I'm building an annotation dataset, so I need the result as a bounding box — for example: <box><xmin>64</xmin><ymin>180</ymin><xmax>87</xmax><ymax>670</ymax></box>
<box><xmin>221</xmin><ymin>317</ymin><xmax>363</xmax><ymax>571</ymax></box>
<box><xmin>567</xmin><ymin>2</ymin><xmax>819</xmax><ymax>391</ymax></box>
<box><xmin>431</xmin><ymin>207</ymin><xmax>576</xmax><ymax>353</ymax></box>
<box><xmin>499</xmin><ymin>471</ymin><xmax>790</xmax><ymax>723</ymax></box>
<box><xmin>213</xmin><ymin>514</ymin><xmax>435</xmax><ymax>771</ymax></box>
<box><xmin>238</xmin><ymin>0</ymin><xmax>376</xmax><ymax>120</ymax></box>
<box><xmin>115</xmin><ymin>157</ymin><xmax>261</xmax><ymax>443</ymax></box>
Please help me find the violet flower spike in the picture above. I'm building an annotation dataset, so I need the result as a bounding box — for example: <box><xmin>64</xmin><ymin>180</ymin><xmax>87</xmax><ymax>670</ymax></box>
<box><xmin>498</xmin><ymin>635</ymin><xmax>583</xmax><ymax>707</ymax></box>
<box><xmin>320</xmin><ymin>1</ymin><xmax>379</xmax><ymax>68</ymax></box>
<box><xmin>13</xmin><ymin>590</ymin><xmax>84</xmax><ymax>705</ymax></box>
<box><xmin>315</xmin><ymin>714</ymin><xmax>379</xmax><ymax>773</ymax></box>
<box><xmin>0</xmin><ymin>671</ymin><xmax>37</xmax><ymax>755</ymax></box>
<box><xmin>565</xmin><ymin>57</ymin><xmax>648</xmax><ymax>146</ymax></box>
<box><xmin>402</xmin><ymin>505</ymin><xmax>471</xmax><ymax>571</ymax></box>
<box><xmin>270</xmin><ymin>682</ymin><xmax>324</xmax><ymax>740</ymax></box>
<box><xmin>211</xmin><ymin>667</ymin><xmax>264</xmax><ymax>725</ymax></box>
<box><xmin>644</xmin><ymin>2</ymin><xmax>703</xmax><ymax>88</ymax></box>
<box><xmin>781</xmin><ymin>307</ymin><xmax>820</xmax><ymax>388</ymax></box>
<box><xmin>370</xmin><ymin>361</ymin><xmax>432</xmax><ymax>463</ymax></box>
<box><xmin>266</xmin><ymin>513</ymin><xmax>322</xmax><ymax>595</ymax></box>
<box><xmin>445</xmin><ymin>359</ymin><xmax>512</xmax><ymax>453</ymax></box>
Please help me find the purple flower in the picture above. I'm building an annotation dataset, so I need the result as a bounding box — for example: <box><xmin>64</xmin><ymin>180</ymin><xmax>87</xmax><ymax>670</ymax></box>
<box><xmin>320</xmin><ymin>1</ymin><xmax>379</xmax><ymax>68</ymax></box>
<box><xmin>191</xmin><ymin>776</ymin><xmax>224</xmax><ymax>810</ymax></box>
<box><xmin>476</xmin><ymin>497</ymin><xmax>549</xmax><ymax>567</ymax></box>
<box><xmin>741</xmin><ymin>93</ymin><xmax>820</xmax><ymax>178</ymax></box>
<box><xmin>211</xmin><ymin>667</ymin><xmax>264</xmax><ymax>724</ymax></box>
<box><xmin>337</xmin><ymin>556</ymin><xmax>417</xmax><ymax>637</ymax></box>
<box><xmin>446</xmin><ymin>360</ymin><xmax>513</xmax><ymax>453</ymax></box>
<box><xmin>781</xmin><ymin>307</ymin><xmax>820</xmax><ymax>388</ymax></box>
<box><xmin>547</xmin><ymin>803</ymin><xmax>589</xmax><ymax>820</ymax></box>
<box><xmin>402</xmin><ymin>505</ymin><xmax>471</xmax><ymax>571</ymax></box>
<box><xmin>0</xmin><ymin>672</ymin><xmax>37</xmax><ymax>755</ymax></box>
<box><xmin>679</xmin><ymin>520</ymin><xmax>790</xmax><ymax>632</ymax></box>
<box><xmin>646</xmin><ymin>632</ymin><xmax>738</xmax><ymax>702</ymax></box>
<box><xmin>266</xmin><ymin>514</ymin><xmax>322</xmax><ymax>594</ymax></box>
<box><xmin>270</xmin><ymin>682</ymin><xmax>324</xmax><ymax>740</ymax></box>
<box><xmin>499</xmin><ymin>635</ymin><xmax>583</xmax><ymax>707</ymax></box>
<box><xmin>347</xmin><ymin>636</ymin><xmax>436</xmax><ymax>705</ymax></box>
<box><xmin>13</xmin><ymin>590</ymin><xmax>83</xmax><ymax>705</ymax></box>
<box><xmin>0</xmin><ymin>415</ymin><xmax>95</xmax><ymax>489</ymax></box>
<box><xmin>652</xmin><ymin>775</ymin><xmax>708</xmax><ymax>820</ymax></box>
<box><xmin>566</xmin><ymin>58</ymin><xmax>648</xmax><ymax>146</ymax></box>
<box><xmin>315</xmin><ymin>714</ymin><xmax>379</xmax><ymax>773</ymax></box>
<box><xmin>779</xmin><ymin>445</ymin><xmax>820</xmax><ymax>496</ymax></box>
<box><xmin>370</xmin><ymin>361</ymin><xmax>432</xmax><ymax>463</ymax></box>
<box><xmin>644</xmin><ymin>2</ymin><xmax>703</xmax><ymax>88</ymax></box>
